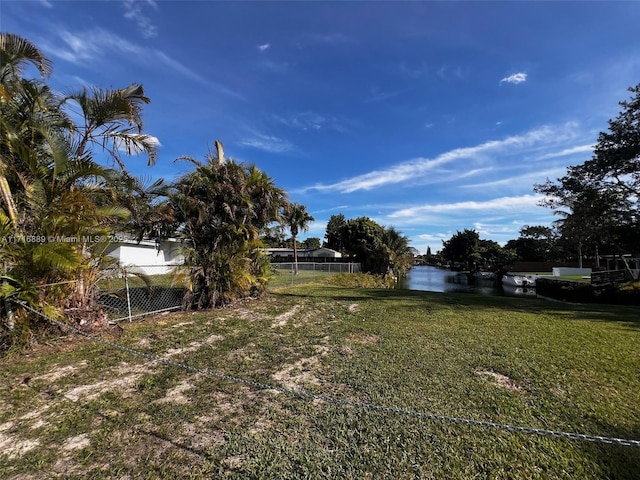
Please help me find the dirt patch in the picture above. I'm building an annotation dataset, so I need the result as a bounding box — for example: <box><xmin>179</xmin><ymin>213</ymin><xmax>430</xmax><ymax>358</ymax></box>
<box><xmin>339</xmin><ymin>345</ymin><xmax>353</xmax><ymax>356</ymax></box>
<box><xmin>271</xmin><ymin>305</ymin><xmax>301</xmax><ymax>328</ymax></box>
<box><xmin>164</xmin><ymin>334</ymin><xmax>223</xmax><ymax>358</ymax></box>
<box><xmin>0</xmin><ymin>423</ymin><xmax>40</xmax><ymax>460</ymax></box>
<box><xmin>271</xmin><ymin>346</ymin><xmax>329</xmax><ymax>392</ymax></box>
<box><xmin>203</xmin><ymin>333</ymin><xmax>224</xmax><ymax>344</ymax></box>
<box><xmin>31</xmin><ymin>361</ymin><xmax>88</xmax><ymax>383</ymax></box>
<box><xmin>347</xmin><ymin>333</ymin><xmax>381</xmax><ymax>344</ymax></box>
<box><xmin>63</xmin><ymin>364</ymin><xmax>150</xmax><ymax>402</ymax></box>
<box><xmin>155</xmin><ymin>375</ymin><xmax>201</xmax><ymax>404</ymax></box>
<box><xmin>222</xmin><ymin>454</ymin><xmax>244</xmax><ymax>470</ymax></box>
<box><xmin>19</xmin><ymin>405</ymin><xmax>51</xmax><ymax>422</ymax></box>
<box><xmin>178</xmin><ymin>422</ymin><xmax>226</xmax><ymax>450</ymax></box>
<box><xmin>348</xmin><ymin>303</ymin><xmax>360</xmax><ymax>312</ymax></box>
<box><xmin>171</xmin><ymin>321</ymin><xmax>194</xmax><ymax>328</ymax></box>
<box><xmin>475</xmin><ymin>369</ymin><xmax>523</xmax><ymax>392</ymax></box>
<box><xmin>29</xmin><ymin>419</ymin><xmax>48</xmax><ymax>430</ymax></box>
<box><xmin>62</xmin><ymin>433</ymin><xmax>91</xmax><ymax>451</ymax></box>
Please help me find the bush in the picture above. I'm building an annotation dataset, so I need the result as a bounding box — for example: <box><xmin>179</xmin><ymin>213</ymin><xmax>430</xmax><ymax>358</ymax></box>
<box><xmin>536</xmin><ymin>278</ymin><xmax>640</xmax><ymax>305</ymax></box>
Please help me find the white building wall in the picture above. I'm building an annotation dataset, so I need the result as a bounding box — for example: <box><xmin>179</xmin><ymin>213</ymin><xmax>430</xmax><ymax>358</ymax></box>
<box><xmin>106</xmin><ymin>240</ymin><xmax>184</xmax><ymax>275</ymax></box>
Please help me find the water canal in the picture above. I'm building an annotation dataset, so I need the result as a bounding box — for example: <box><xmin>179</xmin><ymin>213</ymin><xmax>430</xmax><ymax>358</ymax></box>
<box><xmin>397</xmin><ymin>265</ymin><xmax>536</xmax><ymax>297</ymax></box>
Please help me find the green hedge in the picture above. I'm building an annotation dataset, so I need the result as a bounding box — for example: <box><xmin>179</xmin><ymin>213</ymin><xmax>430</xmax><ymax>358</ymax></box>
<box><xmin>536</xmin><ymin>278</ymin><xmax>640</xmax><ymax>305</ymax></box>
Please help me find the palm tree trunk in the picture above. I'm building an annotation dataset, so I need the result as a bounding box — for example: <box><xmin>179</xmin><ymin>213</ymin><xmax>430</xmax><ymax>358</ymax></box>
<box><xmin>293</xmin><ymin>234</ymin><xmax>298</xmax><ymax>275</ymax></box>
<box><xmin>577</xmin><ymin>241</ymin><xmax>583</xmax><ymax>269</ymax></box>
<box><xmin>0</xmin><ymin>176</ymin><xmax>18</xmax><ymax>228</ymax></box>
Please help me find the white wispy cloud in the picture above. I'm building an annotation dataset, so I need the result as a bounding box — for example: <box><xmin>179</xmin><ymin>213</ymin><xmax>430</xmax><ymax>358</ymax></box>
<box><xmin>238</xmin><ymin>133</ymin><xmax>294</xmax><ymax>153</ymax></box>
<box><xmin>122</xmin><ymin>0</ymin><xmax>158</xmax><ymax>39</ymax></box>
<box><xmin>49</xmin><ymin>29</ymin><xmax>244</xmax><ymax>99</ymax></box>
<box><xmin>272</xmin><ymin>112</ymin><xmax>349</xmax><ymax>133</ymax></box>
<box><xmin>417</xmin><ymin>233</ymin><xmax>449</xmax><ymax>241</ymax></box>
<box><xmin>460</xmin><ymin>167</ymin><xmax>566</xmax><ymax>190</ymax></box>
<box><xmin>539</xmin><ymin>144</ymin><xmax>593</xmax><ymax>159</ymax></box>
<box><xmin>389</xmin><ymin>195</ymin><xmax>545</xmax><ymax>221</ymax></box>
<box><xmin>38</xmin><ymin>0</ymin><xmax>53</xmax><ymax>7</ymax></box>
<box><xmin>500</xmin><ymin>72</ymin><xmax>527</xmax><ymax>85</ymax></box>
<box><xmin>257</xmin><ymin>43</ymin><xmax>270</xmax><ymax>51</ymax></box>
<box><xmin>303</xmin><ymin>124</ymin><xmax>579</xmax><ymax>194</ymax></box>
<box><xmin>310</xmin><ymin>205</ymin><xmax>350</xmax><ymax>215</ymax></box>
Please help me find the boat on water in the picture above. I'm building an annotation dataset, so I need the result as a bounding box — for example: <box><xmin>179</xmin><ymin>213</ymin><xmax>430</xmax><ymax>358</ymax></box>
<box><xmin>502</xmin><ymin>284</ymin><xmax>537</xmax><ymax>296</ymax></box>
<box><xmin>501</xmin><ymin>273</ymin><xmax>540</xmax><ymax>287</ymax></box>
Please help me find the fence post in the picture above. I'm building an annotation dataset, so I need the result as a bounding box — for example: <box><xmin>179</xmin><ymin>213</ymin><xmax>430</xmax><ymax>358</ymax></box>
<box><xmin>124</xmin><ymin>267</ymin><xmax>133</xmax><ymax>322</ymax></box>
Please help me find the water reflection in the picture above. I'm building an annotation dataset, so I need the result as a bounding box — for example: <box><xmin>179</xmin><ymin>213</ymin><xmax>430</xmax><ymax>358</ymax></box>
<box><xmin>398</xmin><ymin>265</ymin><xmax>534</xmax><ymax>297</ymax></box>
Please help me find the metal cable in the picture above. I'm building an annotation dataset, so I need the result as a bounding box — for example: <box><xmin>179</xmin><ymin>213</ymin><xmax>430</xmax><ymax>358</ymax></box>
<box><xmin>15</xmin><ymin>300</ymin><xmax>640</xmax><ymax>448</ymax></box>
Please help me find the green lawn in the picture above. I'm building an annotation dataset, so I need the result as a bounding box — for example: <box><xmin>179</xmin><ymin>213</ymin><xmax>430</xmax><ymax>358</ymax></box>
<box><xmin>1</xmin><ymin>281</ymin><xmax>639</xmax><ymax>478</ymax></box>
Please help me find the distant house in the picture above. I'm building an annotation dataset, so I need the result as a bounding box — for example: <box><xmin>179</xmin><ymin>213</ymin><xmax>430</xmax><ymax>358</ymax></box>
<box><xmin>105</xmin><ymin>238</ymin><xmax>184</xmax><ymax>274</ymax></box>
<box><xmin>265</xmin><ymin>247</ymin><xmax>342</xmax><ymax>262</ymax></box>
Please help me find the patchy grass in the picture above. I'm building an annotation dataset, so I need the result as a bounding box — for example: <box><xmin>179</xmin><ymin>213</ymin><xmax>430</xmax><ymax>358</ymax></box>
<box><xmin>1</xmin><ymin>283</ymin><xmax>639</xmax><ymax>478</ymax></box>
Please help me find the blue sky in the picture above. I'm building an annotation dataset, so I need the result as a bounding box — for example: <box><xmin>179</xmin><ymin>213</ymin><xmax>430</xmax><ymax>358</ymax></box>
<box><xmin>3</xmin><ymin>1</ymin><xmax>640</xmax><ymax>253</ymax></box>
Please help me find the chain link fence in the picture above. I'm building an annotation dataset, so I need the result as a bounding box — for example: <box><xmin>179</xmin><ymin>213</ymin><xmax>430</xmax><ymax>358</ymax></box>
<box><xmin>95</xmin><ymin>262</ymin><xmax>361</xmax><ymax>321</ymax></box>
<box><xmin>269</xmin><ymin>262</ymin><xmax>361</xmax><ymax>288</ymax></box>
<box><xmin>97</xmin><ymin>264</ymin><xmax>185</xmax><ymax>323</ymax></box>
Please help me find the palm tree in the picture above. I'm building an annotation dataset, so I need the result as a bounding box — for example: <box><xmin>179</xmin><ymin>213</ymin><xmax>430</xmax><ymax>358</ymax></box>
<box><xmin>169</xmin><ymin>141</ymin><xmax>286</xmax><ymax>308</ymax></box>
<box><xmin>0</xmin><ymin>32</ymin><xmax>52</xmax><ymax>87</ymax></box>
<box><xmin>62</xmin><ymin>83</ymin><xmax>159</xmax><ymax>171</ymax></box>
<box><xmin>0</xmin><ymin>34</ymin><xmax>160</xmax><ymax>346</ymax></box>
<box><xmin>284</xmin><ymin>203</ymin><xmax>314</xmax><ymax>275</ymax></box>
<box><xmin>0</xmin><ymin>33</ymin><xmax>60</xmax><ymax>229</ymax></box>
<box><xmin>380</xmin><ymin>226</ymin><xmax>412</xmax><ymax>277</ymax></box>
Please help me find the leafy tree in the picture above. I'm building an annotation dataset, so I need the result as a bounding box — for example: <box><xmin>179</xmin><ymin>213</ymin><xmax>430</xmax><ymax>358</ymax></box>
<box><xmin>340</xmin><ymin>217</ymin><xmax>386</xmax><ymax>273</ymax></box>
<box><xmin>441</xmin><ymin>229</ymin><xmax>480</xmax><ymax>272</ymax></box>
<box><xmin>325</xmin><ymin>215</ymin><xmax>412</xmax><ymax>276</ymax></box>
<box><xmin>478</xmin><ymin>239</ymin><xmax>516</xmax><ymax>273</ymax></box>
<box><xmin>441</xmin><ymin>229</ymin><xmax>513</xmax><ymax>273</ymax></box>
<box><xmin>535</xmin><ymin>84</ymin><xmax>640</xmax><ymax>268</ymax></box>
<box><xmin>260</xmin><ymin>224</ymin><xmax>287</xmax><ymax>247</ymax></box>
<box><xmin>283</xmin><ymin>203</ymin><xmax>314</xmax><ymax>275</ymax></box>
<box><xmin>302</xmin><ymin>237</ymin><xmax>321</xmax><ymax>250</ymax></box>
<box><xmin>504</xmin><ymin>225</ymin><xmax>559</xmax><ymax>262</ymax></box>
<box><xmin>323</xmin><ymin>213</ymin><xmax>347</xmax><ymax>252</ymax></box>
<box><xmin>582</xmin><ymin>84</ymin><xmax>640</xmax><ymax>203</ymax></box>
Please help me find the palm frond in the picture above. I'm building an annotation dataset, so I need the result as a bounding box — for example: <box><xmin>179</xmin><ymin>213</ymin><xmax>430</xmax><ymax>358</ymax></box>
<box><xmin>0</xmin><ymin>33</ymin><xmax>53</xmax><ymax>83</ymax></box>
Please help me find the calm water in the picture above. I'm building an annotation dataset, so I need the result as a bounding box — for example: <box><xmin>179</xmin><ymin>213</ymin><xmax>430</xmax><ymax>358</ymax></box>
<box><xmin>398</xmin><ymin>265</ymin><xmax>536</xmax><ymax>297</ymax></box>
